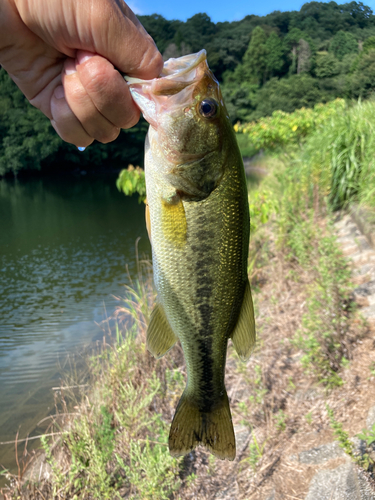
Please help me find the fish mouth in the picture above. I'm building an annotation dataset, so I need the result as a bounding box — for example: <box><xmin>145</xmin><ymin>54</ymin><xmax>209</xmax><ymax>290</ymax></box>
<box><xmin>125</xmin><ymin>51</ymin><xmax>210</xmax><ymax>128</ymax></box>
<box><xmin>125</xmin><ymin>50</ymin><xmax>207</xmax><ymax>89</ymax></box>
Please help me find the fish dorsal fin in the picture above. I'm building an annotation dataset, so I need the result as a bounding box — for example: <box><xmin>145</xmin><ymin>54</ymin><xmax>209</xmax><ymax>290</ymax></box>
<box><xmin>147</xmin><ymin>302</ymin><xmax>177</xmax><ymax>359</ymax></box>
<box><xmin>231</xmin><ymin>280</ymin><xmax>256</xmax><ymax>361</ymax></box>
<box><xmin>145</xmin><ymin>200</ymin><xmax>151</xmax><ymax>242</ymax></box>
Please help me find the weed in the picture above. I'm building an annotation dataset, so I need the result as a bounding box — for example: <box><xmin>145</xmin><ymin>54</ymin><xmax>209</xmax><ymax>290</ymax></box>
<box><xmin>327</xmin><ymin>405</ymin><xmax>375</xmax><ymax>471</ymax></box>
<box><xmin>287</xmin><ymin>217</ymin><xmax>355</xmax><ymax>386</ymax></box>
<box><xmin>326</xmin><ymin>405</ymin><xmax>356</xmax><ymax>458</ymax></box>
<box><xmin>305</xmin><ymin>412</ymin><xmax>313</xmax><ymax>425</ymax></box>
<box><xmin>274</xmin><ymin>410</ymin><xmax>287</xmax><ymax>432</ymax></box>
<box><xmin>242</xmin><ymin>432</ymin><xmax>267</xmax><ymax>471</ymax></box>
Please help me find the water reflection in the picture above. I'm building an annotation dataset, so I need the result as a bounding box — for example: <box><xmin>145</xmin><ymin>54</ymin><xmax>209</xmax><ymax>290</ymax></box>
<box><xmin>0</xmin><ymin>175</ymin><xmax>150</xmax><ymax>472</ymax></box>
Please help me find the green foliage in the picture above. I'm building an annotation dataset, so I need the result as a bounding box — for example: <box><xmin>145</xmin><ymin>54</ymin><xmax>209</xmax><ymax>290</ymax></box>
<box><xmin>358</xmin><ymin>423</ymin><xmax>375</xmax><ymax>448</ymax></box>
<box><xmin>116</xmin><ymin>165</ymin><xmax>146</xmax><ymax>203</ymax></box>
<box><xmin>115</xmin><ymin>421</ymin><xmax>180</xmax><ymax>500</ymax></box>
<box><xmin>0</xmin><ymin>69</ymin><xmax>148</xmax><ymax>177</ymax></box>
<box><xmin>327</xmin><ymin>405</ymin><xmax>375</xmax><ymax>471</ymax></box>
<box><xmin>0</xmin><ymin>69</ymin><xmax>62</xmax><ymax>176</ymax></box>
<box><xmin>315</xmin><ymin>52</ymin><xmax>340</xmax><ymax>78</ymax></box>
<box><xmin>248</xmin><ymin>189</ymin><xmax>278</xmax><ymax>232</ymax></box>
<box><xmin>245</xmin><ymin>432</ymin><xmax>266</xmax><ymax>470</ymax></box>
<box><xmin>362</xmin><ymin>35</ymin><xmax>375</xmax><ymax>53</ymax></box>
<box><xmin>242</xmin><ymin>26</ymin><xmax>268</xmax><ymax>84</ymax></box>
<box><xmin>288</xmin><ymin>218</ymin><xmax>353</xmax><ymax>387</ymax></box>
<box><xmin>94</xmin><ymin>406</ymin><xmax>116</xmax><ymax>464</ymax></box>
<box><xmin>273</xmin><ymin>410</ymin><xmax>287</xmax><ymax>431</ymax></box>
<box><xmin>326</xmin><ymin>405</ymin><xmax>356</xmax><ymax>457</ymax></box>
<box><xmin>251</xmin><ymin>74</ymin><xmax>332</xmax><ymax>120</ymax></box>
<box><xmin>265</xmin><ymin>32</ymin><xmax>285</xmax><ymax>78</ymax></box>
<box><xmin>329</xmin><ymin>30</ymin><xmax>358</xmax><ymax>60</ymax></box>
<box><xmin>39</xmin><ymin>280</ymin><xmax>186</xmax><ymax>500</ymax></box>
<box><xmin>305</xmin><ymin>412</ymin><xmax>313</xmax><ymax>425</ymax></box>
<box><xmin>349</xmin><ymin>49</ymin><xmax>375</xmax><ymax>100</ymax></box>
<box><xmin>302</xmin><ymin>99</ymin><xmax>375</xmax><ymax>209</ymax></box>
<box><xmin>3</xmin><ymin>2</ymin><xmax>375</xmax><ymax>175</ymax></box>
<box><xmin>236</xmin><ymin>99</ymin><xmax>345</xmax><ymax>151</ymax></box>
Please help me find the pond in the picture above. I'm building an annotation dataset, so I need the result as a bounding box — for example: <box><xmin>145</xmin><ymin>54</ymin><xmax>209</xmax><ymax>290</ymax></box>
<box><xmin>0</xmin><ymin>174</ymin><xmax>150</xmax><ymax>476</ymax></box>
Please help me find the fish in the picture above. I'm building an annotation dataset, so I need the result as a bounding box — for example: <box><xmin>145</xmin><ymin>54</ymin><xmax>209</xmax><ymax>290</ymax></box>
<box><xmin>126</xmin><ymin>50</ymin><xmax>256</xmax><ymax>460</ymax></box>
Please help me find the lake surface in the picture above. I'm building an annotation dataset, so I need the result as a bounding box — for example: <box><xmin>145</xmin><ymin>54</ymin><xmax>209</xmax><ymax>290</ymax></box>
<box><xmin>0</xmin><ymin>174</ymin><xmax>150</xmax><ymax>475</ymax></box>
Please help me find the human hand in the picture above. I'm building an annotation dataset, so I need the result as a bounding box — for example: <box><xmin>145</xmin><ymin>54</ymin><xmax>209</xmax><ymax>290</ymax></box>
<box><xmin>0</xmin><ymin>0</ymin><xmax>163</xmax><ymax>147</ymax></box>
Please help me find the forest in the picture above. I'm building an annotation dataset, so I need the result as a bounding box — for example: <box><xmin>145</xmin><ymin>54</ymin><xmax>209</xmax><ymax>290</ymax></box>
<box><xmin>2</xmin><ymin>0</ymin><xmax>375</xmax><ymax>176</ymax></box>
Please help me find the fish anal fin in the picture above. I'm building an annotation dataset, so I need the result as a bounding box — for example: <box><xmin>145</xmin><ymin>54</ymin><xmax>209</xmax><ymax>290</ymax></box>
<box><xmin>231</xmin><ymin>280</ymin><xmax>256</xmax><ymax>361</ymax></box>
<box><xmin>147</xmin><ymin>302</ymin><xmax>176</xmax><ymax>359</ymax></box>
<box><xmin>145</xmin><ymin>200</ymin><xmax>151</xmax><ymax>242</ymax></box>
<box><xmin>169</xmin><ymin>390</ymin><xmax>236</xmax><ymax>461</ymax></box>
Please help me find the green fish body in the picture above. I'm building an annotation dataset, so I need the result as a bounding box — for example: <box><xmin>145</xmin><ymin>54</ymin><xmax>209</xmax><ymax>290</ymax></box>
<box><xmin>127</xmin><ymin>51</ymin><xmax>256</xmax><ymax>460</ymax></box>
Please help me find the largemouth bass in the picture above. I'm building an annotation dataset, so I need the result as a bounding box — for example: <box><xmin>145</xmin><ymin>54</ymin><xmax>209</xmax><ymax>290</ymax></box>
<box><xmin>126</xmin><ymin>50</ymin><xmax>256</xmax><ymax>460</ymax></box>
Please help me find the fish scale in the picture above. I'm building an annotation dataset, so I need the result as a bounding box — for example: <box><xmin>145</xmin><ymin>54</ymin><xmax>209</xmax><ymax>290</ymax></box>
<box><xmin>127</xmin><ymin>50</ymin><xmax>256</xmax><ymax>460</ymax></box>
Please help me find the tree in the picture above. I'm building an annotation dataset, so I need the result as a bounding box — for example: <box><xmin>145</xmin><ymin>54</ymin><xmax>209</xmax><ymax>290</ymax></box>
<box><xmin>349</xmin><ymin>49</ymin><xmax>375</xmax><ymax>98</ymax></box>
<box><xmin>0</xmin><ymin>69</ymin><xmax>61</xmax><ymax>176</ymax></box>
<box><xmin>315</xmin><ymin>53</ymin><xmax>340</xmax><ymax>78</ymax></box>
<box><xmin>330</xmin><ymin>30</ymin><xmax>358</xmax><ymax>60</ymax></box>
<box><xmin>252</xmin><ymin>74</ymin><xmax>328</xmax><ymax>119</ymax></box>
<box><xmin>138</xmin><ymin>14</ymin><xmax>180</xmax><ymax>54</ymax></box>
<box><xmin>242</xmin><ymin>26</ymin><xmax>268</xmax><ymax>84</ymax></box>
<box><xmin>265</xmin><ymin>32</ymin><xmax>284</xmax><ymax>77</ymax></box>
<box><xmin>284</xmin><ymin>28</ymin><xmax>305</xmax><ymax>74</ymax></box>
<box><xmin>297</xmin><ymin>39</ymin><xmax>312</xmax><ymax>73</ymax></box>
<box><xmin>177</xmin><ymin>13</ymin><xmax>216</xmax><ymax>53</ymax></box>
<box><xmin>362</xmin><ymin>35</ymin><xmax>375</xmax><ymax>53</ymax></box>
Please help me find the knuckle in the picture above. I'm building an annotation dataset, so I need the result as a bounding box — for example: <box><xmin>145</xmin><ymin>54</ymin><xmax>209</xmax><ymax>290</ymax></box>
<box><xmin>121</xmin><ymin>110</ymin><xmax>140</xmax><ymax>130</ymax></box>
<box><xmin>95</xmin><ymin>126</ymin><xmax>120</xmax><ymax>144</ymax></box>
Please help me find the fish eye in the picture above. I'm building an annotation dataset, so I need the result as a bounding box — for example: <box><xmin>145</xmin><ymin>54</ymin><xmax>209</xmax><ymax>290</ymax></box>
<box><xmin>199</xmin><ymin>99</ymin><xmax>218</xmax><ymax>119</ymax></box>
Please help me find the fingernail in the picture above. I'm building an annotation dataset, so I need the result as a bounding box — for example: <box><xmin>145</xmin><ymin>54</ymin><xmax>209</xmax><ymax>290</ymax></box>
<box><xmin>54</xmin><ymin>86</ymin><xmax>64</xmax><ymax>99</ymax></box>
<box><xmin>77</xmin><ymin>51</ymin><xmax>95</xmax><ymax>65</ymax></box>
<box><xmin>64</xmin><ymin>59</ymin><xmax>76</xmax><ymax>75</ymax></box>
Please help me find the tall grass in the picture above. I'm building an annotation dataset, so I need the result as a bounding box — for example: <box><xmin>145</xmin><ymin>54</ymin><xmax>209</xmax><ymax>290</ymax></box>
<box><xmin>301</xmin><ymin>99</ymin><xmax>375</xmax><ymax>210</ymax></box>
<box><xmin>237</xmin><ymin>98</ymin><xmax>375</xmax><ymax>212</ymax></box>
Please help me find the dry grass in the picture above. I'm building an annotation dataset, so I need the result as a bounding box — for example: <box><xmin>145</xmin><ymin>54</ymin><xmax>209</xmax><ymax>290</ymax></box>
<box><xmin>1</xmin><ymin>214</ymin><xmax>373</xmax><ymax>499</ymax></box>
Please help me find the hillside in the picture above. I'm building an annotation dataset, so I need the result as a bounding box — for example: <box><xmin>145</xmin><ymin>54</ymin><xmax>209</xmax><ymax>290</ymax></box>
<box><xmin>3</xmin><ymin>1</ymin><xmax>375</xmax><ymax>176</ymax></box>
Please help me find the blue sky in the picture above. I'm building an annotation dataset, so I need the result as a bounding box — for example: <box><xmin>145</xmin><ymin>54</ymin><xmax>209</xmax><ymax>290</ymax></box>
<box><xmin>127</xmin><ymin>0</ymin><xmax>375</xmax><ymax>23</ymax></box>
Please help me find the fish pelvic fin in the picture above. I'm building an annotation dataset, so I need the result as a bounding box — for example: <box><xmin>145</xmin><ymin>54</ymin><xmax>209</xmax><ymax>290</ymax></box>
<box><xmin>147</xmin><ymin>302</ymin><xmax>177</xmax><ymax>358</ymax></box>
<box><xmin>231</xmin><ymin>279</ymin><xmax>256</xmax><ymax>361</ymax></box>
<box><xmin>169</xmin><ymin>390</ymin><xmax>236</xmax><ymax>461</ymax></box>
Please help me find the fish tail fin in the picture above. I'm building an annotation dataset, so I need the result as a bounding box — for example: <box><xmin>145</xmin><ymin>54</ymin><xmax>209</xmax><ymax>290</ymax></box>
<box><xmin>169</xmin><ymin>390</ymin><xmax>236</xmax><ymax>461</ymax></box>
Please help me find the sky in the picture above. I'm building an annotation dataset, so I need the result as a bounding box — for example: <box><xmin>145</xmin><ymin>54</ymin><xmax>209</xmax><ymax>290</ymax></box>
<box><xmin>126</xmin><ymin>0</ymin><xmax>375</xmax><ymax>24</ymax></box>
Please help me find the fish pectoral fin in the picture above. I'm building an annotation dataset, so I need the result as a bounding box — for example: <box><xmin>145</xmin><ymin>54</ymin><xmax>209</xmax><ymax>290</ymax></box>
<box><xmin>161</xmin><ymin>197</ymin><xmax>187</xmax><ymax>248</ymax></box>
<box><xmin>231</xmin><ymin>279</ymin><xmax>256</xmax><ymax>361</ymax></box>
<box><xmin>169</xmin><ymin>390</ymin><xmax>236</xmax><ymax>461</ymax></box>
<box><xmin>147</xmin><ymin>302</ymin><xmax>177</xmax><ymax>359</ymax></box>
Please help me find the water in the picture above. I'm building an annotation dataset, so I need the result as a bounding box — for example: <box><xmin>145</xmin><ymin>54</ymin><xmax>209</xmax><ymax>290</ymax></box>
<box><xmin>0</xmin><ymin>175</ymin><xmax>150</xmax><ymax>474</ymax></box>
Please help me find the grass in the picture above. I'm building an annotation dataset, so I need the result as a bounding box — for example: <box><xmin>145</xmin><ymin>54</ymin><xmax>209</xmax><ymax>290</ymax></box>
<box><xmin>1</xmin><ymin>261</ymin><xmax>191</xmax><ymax>500</ymax></box>
<box><xmin>301</xmin><ymin>99</ymin><xmax>375</xmax><ymax>210</ymax></box>
<box><xmin>2</xmin><ymin>98</ymin><xmax>375</xmax><ymax>498</ymax></box>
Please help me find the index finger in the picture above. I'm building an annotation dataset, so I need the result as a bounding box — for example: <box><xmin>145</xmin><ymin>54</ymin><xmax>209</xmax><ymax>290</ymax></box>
<box><xmin>92</xmin><ymin>1</ymin><xmax>164</xmax><ymax>79</ymax></box>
